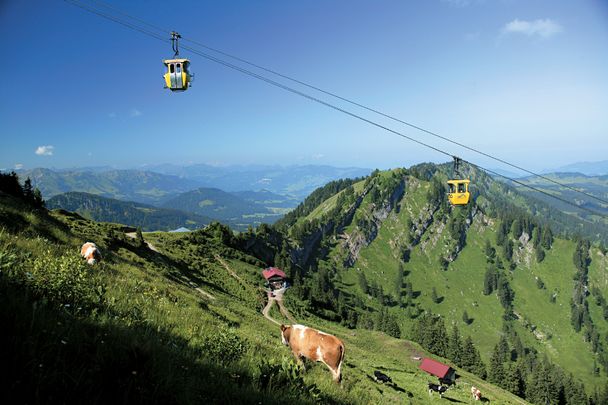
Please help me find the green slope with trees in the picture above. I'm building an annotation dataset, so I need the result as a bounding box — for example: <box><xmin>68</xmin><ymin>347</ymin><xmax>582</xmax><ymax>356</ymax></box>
<box><xmin>47</xmin><ymin>191</ymin><xmax>211</xmax><ymax>231</ymax></box>
<box><xmin>260</xmin><ymin>164</ymin><xmax>608</xmax><ymax>404</ymax></box>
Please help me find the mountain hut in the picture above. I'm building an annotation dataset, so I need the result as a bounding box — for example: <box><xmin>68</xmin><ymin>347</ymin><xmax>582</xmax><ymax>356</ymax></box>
<box><xmin>262</xmin><ymin>267</ymin><xmax>287</xmax><ymax>291</ymax></box>
<box><xmin>419</xmin><ymin>358</ymin><xmax>456</xmax><ymax>385</ymax></box>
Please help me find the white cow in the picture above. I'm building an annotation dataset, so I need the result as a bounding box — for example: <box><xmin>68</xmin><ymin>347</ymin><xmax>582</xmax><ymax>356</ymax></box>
<box><xmin>471</xmin><ymin>386</ymin><xmax>482</xmax><ymax>401</ymax></box>
<box><xmin>80</xmin><ymin>242</ymin><xmax>102</xmax><ymax>265</ymax></box>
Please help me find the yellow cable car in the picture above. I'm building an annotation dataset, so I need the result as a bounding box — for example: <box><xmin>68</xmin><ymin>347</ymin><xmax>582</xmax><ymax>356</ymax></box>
<box><xmin>163</xmin><ymin>31</ymin><xmax>193</xmax><ymax>92</ymax></box>
<box><xmin>447</xmin><ymin>179</ymin><xmax>470</xmax><ymax>206</ymax></box>
<box><xmin>163</xmin><ymin>58</ymin><xmax>192</xmax><ymax>91</ymax></box>
<box><xmin>447</xmin><ymin>156</ymin><xmax>471</xmax><ymax>206</ymax></box>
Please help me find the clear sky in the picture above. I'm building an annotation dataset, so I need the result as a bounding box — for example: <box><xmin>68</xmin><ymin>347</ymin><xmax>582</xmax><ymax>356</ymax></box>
<box><xmin>1</xmin><ymin>0</ymin><xmax>607</xmax><ymax>172</ymax></box>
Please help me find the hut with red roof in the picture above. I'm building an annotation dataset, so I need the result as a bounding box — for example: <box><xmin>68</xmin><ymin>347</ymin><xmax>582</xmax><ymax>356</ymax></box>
<box><xmin>419</xmin><ymin>358</ymin><xmax>456</xmax><ymax>385</ymax></box>
<box><xmin>262</xmin><ymin>267</ymin><xmax>288</xmax><ymax>291</ymax></box>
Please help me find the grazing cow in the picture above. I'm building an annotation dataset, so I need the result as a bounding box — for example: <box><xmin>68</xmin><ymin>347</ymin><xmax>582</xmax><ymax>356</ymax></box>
<box><xmin>280</xmin><ymin>324</ymin><xmax>345</xmax><ymax>382</ymax></box>
<box><xmin>374</xmin><ymin>370</ymin><xmax>392</xmax><ymax>384</ymax></box>
<box><xmin>428</xmin><ymin>383</ymin><xmax>448</xmax><ymax>398</ymax></box>
<box><xmin>471</xmin><ymin>386</ymin><xmax>482</xmax><ymax>401</ymax></box>
<box><xmin>80</xmin><ymin>242</ymin><xmax>102</xmax><ymax>265</ymax></box>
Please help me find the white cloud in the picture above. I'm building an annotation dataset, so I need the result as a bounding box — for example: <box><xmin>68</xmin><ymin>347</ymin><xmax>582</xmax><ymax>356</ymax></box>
<box><xmin>130</xmin><ymin>109</ymin><xmax>142</xmax><ymax>117</ymax></box>
<box><xmin>14</xmin><ymin>163</ymin><xmax>24</xmax><ymax>170</ymax></box>
<box><xmin>35</xmin><ymin>145</ymin><xmax>54</xmax><ymax>156</ymax></box>
<box><xmin>502</xmin><ymin>18</ymin><xmax>563</xmax><ymax>39</ymax></box>
<box><xmin>312</xmin><ymin>153</ymin><xmax>325</xmax><ymax>160</ymax></box>
<box><xmin>108</xmin><ymin>112</ymin><xmax>117</xmax><ymax>118</ymax></box>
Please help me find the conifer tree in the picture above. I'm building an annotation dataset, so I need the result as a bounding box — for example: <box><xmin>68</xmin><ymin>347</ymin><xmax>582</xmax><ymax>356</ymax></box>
<box><xmin>497</xmin><ymin>336</ymin><xmax>509</xmax><ymax>361</ymax></box>
<box><xmin>541</xmin><ymin>226</ymin><xmax>553</xmax><ymax>250</ymax></box>
<box><xmin>136</xmin><ymin>227</ymin><xmax>145</xmax><ymax>247</ymax></box>
<box><xmin>23</xmin><ymin>177</ymin><xmax>33</xmax><ymax>200</ymax></box>
<box><xmin>462</xmin><ymin>310</ymin><xmax>471</xmax><ymax>325</ymax></box>
<box><xmin>489</xmin><ymin>342</ymin><xmax>506</xmax><ymax>385</ymax></box>
<box><xmin>484</xmin><ymin>240</ymin><xmax>496</xmax><ymax>263</ymax></box>
<box><xmin>504</xmin><ymin>363</ymin><xmax>524</xmax><ymax>397</ymax></box>
<box><xmin>511</xmin><ymin>219</ymin><xmax>523</xmax><ymax>239</ymax></box>
<box><xmin>431</xmin><ymin>287</ymin><xmax>440</xmax><ymax>304</ymax></box>
<box><xmin>448</xmin><ymin>324</ymin><xmax>463</xmax><ymax>365</ymax></box>
<box><xmin>394</xmin><ymin>264</ymin><xmax>404</xmax><ymax>305</ymax></box>
<box><xmin>358</xmin><ymin>272</ymin><xmax>368</xmax><ymax>294</ymax></box>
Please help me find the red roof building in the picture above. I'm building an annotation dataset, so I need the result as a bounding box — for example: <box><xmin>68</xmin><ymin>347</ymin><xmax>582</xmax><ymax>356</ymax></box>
<box><xmin>262</xmin><ymin>267</ymin><xmax>286</xmax><ymax>281</ymax></box>
<box><xmin>419</xmin><ymin>358</ymin><xmax>456</xmax><ymax>383</ymax></box>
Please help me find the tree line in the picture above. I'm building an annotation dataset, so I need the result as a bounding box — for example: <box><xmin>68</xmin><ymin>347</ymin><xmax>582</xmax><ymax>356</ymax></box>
<box><xmin>0</xmin><ymin>171</ymin><xmax>44</xmax><ymax>208</ymax></box>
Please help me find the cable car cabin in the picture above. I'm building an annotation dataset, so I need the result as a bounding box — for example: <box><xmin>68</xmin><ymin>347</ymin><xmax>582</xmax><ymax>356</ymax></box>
<box><xmin>447</xmin><ymin>179</ymin><xmax>470</xmax><ymax>206</ymax></box>
<box><xmin>163</xmin><ymin>58</ymin><xmax>192</xmax><ymax>91</ymax></box>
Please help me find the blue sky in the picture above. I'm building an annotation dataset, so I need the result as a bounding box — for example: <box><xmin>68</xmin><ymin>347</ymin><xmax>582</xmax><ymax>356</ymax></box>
<box><xmin>1</xmin><ymin>0</ymin><xmax>607</xmax><ymax>172</ymax></box>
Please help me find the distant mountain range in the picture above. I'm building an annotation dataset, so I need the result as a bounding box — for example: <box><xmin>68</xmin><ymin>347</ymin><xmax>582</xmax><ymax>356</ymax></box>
<box><xmin>46</xmin><ymin>192</ymin><xmax>211</xmax><ymax>232</ymax></box>
<box><xmin>552</xmin><ymin>160</ymin><xmax>608</xmax><ymax>176</ymax></box>
<box><xmin>505</xmin><ymin>172</ymin><xmax>608</xmax><ymax>227</ymax></box>
<box><xmin>13</xmin><ymin>165</ymin><xmax>369</xmax><ymax>229</ymax></box>
<box><xmin>140</xmin><ymin>163</ymin><xmax>371</xmax><ymax>199</ymax></box>
<box><xmin>19</xmin><ymin>168</ymin><xmax>200</xmax><ymax>205</ymax></box>
<box><xmin>161</xmin><ymin>187</ymin><xmax>285</xmax><ymax>229</ymax></box>
<box><xmin>17</xmin><ymin>164</ymin><xmax>371</xmax><ymax>201</ymax></box>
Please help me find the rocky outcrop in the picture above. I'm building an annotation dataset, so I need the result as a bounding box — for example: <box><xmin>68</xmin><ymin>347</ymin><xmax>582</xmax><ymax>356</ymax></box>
<box><xmin>342</xmin><ymin>179</ymin><xmax>406</xmax><ymax>267</ymax></box>
<box><xmin>291</xmin><ymin>187</ymin><xmax>370</xmax><ymax>268</ymax></box>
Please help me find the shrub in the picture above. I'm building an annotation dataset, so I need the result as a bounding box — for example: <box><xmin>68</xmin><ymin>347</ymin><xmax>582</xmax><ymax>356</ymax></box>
<box><xmin>200</xmin><ymin>326</ymin><xmax>247</xmax><ymax>363</ymax></box>
<box><xmin>9</xmin><ymin>249</ymin><xmax>105</xmax><ymax>310</ymax></box>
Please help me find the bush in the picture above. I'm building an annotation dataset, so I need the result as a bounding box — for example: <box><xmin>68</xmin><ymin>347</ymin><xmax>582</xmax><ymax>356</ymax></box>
<box><xmin>256</xmin><ymin>357</ymin><xmax>321</xmax><ymax>400</ymax></box>
<box><xmin>9</xmin><ymin>249</ymin><xmax>104</xmax><ymax>310</ymax></box>
<box><xmin>200</xmin><ymin>326</ymin><xmax>248</xmax><ymax>362</ymax></box>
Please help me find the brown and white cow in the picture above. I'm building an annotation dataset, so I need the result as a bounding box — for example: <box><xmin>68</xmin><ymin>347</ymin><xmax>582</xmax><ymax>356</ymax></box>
<box><xmin>80</xmin><ymin>242</ymin><xmax>102</xmax><ymax>265</ymax></box>
<box><xmin>280</xmin><ymin>324</ymin><xmax>345</xmax><ymax>382</ymax></box>
<box><xmin>471</xmin><ymin>386</ymin><xmax>482</xmax><ymax>401</ymax></box>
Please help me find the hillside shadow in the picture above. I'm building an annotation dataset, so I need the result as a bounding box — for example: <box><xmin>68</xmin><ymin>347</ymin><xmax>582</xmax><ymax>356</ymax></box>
<box><xmin>0</xmin><ymin>279</ymin><xmax>319</xmax><ymax>405</ymax></box>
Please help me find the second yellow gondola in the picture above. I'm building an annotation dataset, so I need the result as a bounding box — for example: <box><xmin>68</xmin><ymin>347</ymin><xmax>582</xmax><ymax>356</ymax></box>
<box><xmin>447</xmin><ymin>179</ymin><xmax>470</xmax><ymax>206</ymax></box>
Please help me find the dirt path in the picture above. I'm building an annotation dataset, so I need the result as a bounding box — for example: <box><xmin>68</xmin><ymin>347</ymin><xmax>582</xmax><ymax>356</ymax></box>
<box><xmin>214</xmin><ymin>254</ymin><xmax>243</xmax><ymax>282</ymax></box>
<box><xmin>195</xmin><ymin>287</ymin><xmax>215</xmax><ymax>300</ymax></box>
<box><xmin>125</xmin><ymin>232</ymin><xmax>159</xmax><ymax>252</ymax></box>
<box><xmin>262</xmin><ymin>295</ymin><xmax>280</xmax><ymax>325</ymax></box>
<box><xmin>262</xmin><ymin>288</ymin><xmax>296</xmax><ymax>325</ymax></box>
<box><xmin>213</xmin><ymin>254</ymin><xmax>297</xmax><ymax>325</ymax></box>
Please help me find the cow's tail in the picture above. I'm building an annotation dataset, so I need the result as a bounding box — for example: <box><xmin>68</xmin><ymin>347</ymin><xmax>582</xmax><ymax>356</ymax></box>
<box><xmin>336</xmin><ymin>342</ymin><xmax>345</xmax><ymax>383</ymax></box>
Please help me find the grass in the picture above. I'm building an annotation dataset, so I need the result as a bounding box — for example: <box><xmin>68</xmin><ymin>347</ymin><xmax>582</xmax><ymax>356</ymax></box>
<box><xmin>0</xmin><ymin>193</ymin><xmax>531</xmax><ymax>404</ymax></box>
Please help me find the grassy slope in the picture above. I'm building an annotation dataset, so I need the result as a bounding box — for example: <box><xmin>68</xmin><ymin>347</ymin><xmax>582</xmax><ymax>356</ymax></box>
<box><xmin>327</xmin><ymin>174</ymin><xmax>607</xmax><ymax>392</ymax></box>
<box><xmin>0</xmin><ymin>195</ymin><xmax>528</xmax><ymax>404</ymax></box>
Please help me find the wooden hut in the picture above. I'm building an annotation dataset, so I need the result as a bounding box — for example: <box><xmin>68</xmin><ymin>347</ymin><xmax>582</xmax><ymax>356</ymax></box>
<box><xmin>419</xmin><ymin>358</ymin><xmax>456</xmax><ymax>385</ymax></box>
<box><xmin>262</xmin><ymin>267</ymin><xmax>287</xmax><ymax>290</ymax></box>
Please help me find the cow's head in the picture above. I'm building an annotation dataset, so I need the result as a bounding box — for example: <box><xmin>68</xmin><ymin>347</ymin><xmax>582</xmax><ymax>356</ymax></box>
<box><xmin>280</xmin><ymin>324</ymin><xmax>291</xmax><ymax>346</ymax></box>
<box><xmin>87</xmin><ymin>257</ymin><xmax>97</xmax><ymax>265</ymax></box>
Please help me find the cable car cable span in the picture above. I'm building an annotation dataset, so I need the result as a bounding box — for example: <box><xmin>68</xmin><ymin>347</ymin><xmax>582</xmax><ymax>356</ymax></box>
<box><xmin>65</xmin><ymin>0</ymin><xmax>608</xmax><ymax>219</ymax></box>
<box><xmin>76</xmin><ymin>0</ymin><xmax>608</xmax><ymax>207</ymax></box>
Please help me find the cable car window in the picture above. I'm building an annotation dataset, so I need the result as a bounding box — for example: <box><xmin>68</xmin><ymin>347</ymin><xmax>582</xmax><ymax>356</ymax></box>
<box><xmin>458</xmin><ymin>183</ymin><xmax>465</xmax><ymax>193</ymax></box>
<box><xmin>448</xmin><ymin>184</ymin><xmax>456</xmax><ymax>193</ymax></box>
<box><xmin>177</xmin><ymin>64</ymin><xmax>181</xmax><ymax>73</ymax></box>
<box><xmin>170</xmin><ymin>64</ymin><xmax>175</xmax><ymax>73</ymax></box>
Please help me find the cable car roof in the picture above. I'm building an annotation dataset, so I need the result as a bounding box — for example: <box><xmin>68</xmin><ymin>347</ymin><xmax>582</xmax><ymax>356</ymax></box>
<box><xmin>162</xmin><ymin>58</ymin><xmax>190</xmax><ymax>64</ymax></box>
<box><xmin>447</xmin><ymin>179</ymin><xmax>470</xmax><ymax>185</ymax></box>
